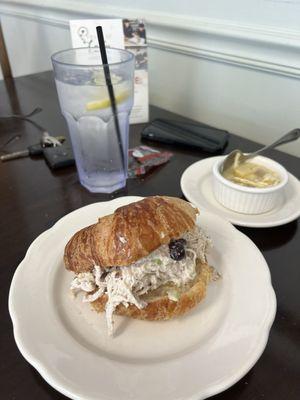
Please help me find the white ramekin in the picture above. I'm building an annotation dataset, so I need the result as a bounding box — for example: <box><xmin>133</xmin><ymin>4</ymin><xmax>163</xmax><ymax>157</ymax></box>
<box><xmin>212</xmin><ymin>155</ymin><xmax>288</xmax><ymax>214</ymax></box>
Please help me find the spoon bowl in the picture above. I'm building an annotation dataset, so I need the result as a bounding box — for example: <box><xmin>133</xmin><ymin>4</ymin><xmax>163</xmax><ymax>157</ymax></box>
<box><xmin>221</xmin><ymin>128</ymin><xmax>300</xmax><ymax>175</ymax></box>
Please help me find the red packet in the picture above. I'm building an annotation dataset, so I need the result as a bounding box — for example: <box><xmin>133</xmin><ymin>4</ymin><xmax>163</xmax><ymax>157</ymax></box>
<box><xmin>128</xmin><ymin>146</ymin><xmax>173</xmax><ymax>178</ymax></box>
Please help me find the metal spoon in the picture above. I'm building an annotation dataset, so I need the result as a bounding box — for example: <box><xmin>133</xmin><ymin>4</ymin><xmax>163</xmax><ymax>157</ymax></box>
<box><xmin>220</xmin><ymin>128</ymin><xmax>300</xmax><ymax>174</ymax></box>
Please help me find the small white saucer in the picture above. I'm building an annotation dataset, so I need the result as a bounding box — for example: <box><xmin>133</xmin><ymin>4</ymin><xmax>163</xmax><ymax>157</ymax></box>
<box><xmin>181</xmin><ymin>156</ymin><xmax>300</xmax><ymax>228</ymax></box>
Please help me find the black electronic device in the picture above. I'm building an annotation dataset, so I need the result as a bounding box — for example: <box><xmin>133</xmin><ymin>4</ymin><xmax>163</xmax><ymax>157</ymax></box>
<box><xmin>43</xmin><ymin>144</ymin><xmax>75</xmax><ymax>169</ymax></box>
<box><xmin>141</xmin><ymin>118</ymin><xmax>229</xmax><ymax>152</ymax></box>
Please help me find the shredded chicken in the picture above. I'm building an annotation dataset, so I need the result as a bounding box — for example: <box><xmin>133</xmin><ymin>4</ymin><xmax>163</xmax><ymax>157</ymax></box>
<box><xmin>70</xmin><ymin>226</ymin><xmax>211</xmax><ymax>335</ymax></box>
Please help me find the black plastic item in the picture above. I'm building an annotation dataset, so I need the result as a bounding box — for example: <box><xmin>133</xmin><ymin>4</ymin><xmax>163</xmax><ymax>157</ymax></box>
<box><xmin>141</xmin><ymin>118</ymin><xmax>229</xmax><ymax>152</ymax></box>
<box><xmin>43</xmin><ymin>144</ymin><xmax>75</xmax><ymax>169</ymax></box>
<box><xmin>28</xmin><ymin>143</ymin><xmax>44</xmax><ymax>156</ymax></box>
<box><xmin>0</xmin><ymin>143</ymin><xmax>44</xmax><ymax>161</ymax></box>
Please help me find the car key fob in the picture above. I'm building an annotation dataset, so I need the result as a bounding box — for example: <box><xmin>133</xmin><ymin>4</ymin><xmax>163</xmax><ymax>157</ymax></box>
<box><xmin>43</xmin><ymin>144</ymin><xmax>75</xmax><ymax>169</ymax></box>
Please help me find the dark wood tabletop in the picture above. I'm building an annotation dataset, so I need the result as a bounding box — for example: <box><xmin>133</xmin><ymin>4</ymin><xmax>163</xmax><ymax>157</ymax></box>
<box><xmin>0</xmin><ymin>72</ymin><xmax>299</xmax><ymax>400</ymax></box>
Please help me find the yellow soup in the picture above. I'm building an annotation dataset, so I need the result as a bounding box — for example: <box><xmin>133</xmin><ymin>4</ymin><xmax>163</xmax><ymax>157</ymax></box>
<box><xmin>222</xmin><ymin>162</ymin><xmax>281</xmax><ymax>188</ymax></box>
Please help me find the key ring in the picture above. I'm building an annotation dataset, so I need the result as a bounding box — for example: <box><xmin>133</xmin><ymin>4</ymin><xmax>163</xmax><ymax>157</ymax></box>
<box><xmin>41</xmin><ymin>132</ymin><xmax>62</xmax><ymax>147</ymax></box>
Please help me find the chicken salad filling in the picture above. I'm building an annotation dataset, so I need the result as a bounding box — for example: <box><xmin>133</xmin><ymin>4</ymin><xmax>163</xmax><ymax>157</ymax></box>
<box><xmin>70</xmin><ymin>225</ymin><xmax>211</xmax><ymax>335</ymax></box>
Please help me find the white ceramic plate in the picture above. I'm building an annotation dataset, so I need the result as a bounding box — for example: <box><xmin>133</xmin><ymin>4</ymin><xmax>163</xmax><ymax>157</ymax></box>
<box><xmin>181</xmin><ymin>156</ymin><xmax>300</xmax><ymax>228</ymax></box>
<box><xmin>9</xmin><ymin>196</ymin><xmax>276</xmax><ymax>400</ymax></box>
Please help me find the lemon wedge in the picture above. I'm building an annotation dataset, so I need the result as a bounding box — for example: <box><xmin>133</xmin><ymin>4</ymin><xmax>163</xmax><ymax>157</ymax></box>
<box><xmin>86</xmin><ymin>91</ymin><xmax>129</xmax><ymax>111</ymax></box>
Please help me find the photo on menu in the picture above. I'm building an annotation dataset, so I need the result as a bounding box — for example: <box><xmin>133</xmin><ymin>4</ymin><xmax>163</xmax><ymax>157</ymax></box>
<box><xmin>123</xmin><ymin>19</ymin><xmax>147</xmax><ymax>47</ymax></box>
<box><xmin>127</xmin><ymin>45</ymin><xmax>149</xmax><ymax>123</ymax></box>
<box><xmin>122</xmin><ymin>19</ymin><xmax>149</xmax><ymax>123</ymax></box>
<box><xmin>130</xmin><ymin>47</ymin><xmax>148</xmax><ymax>70</ymax></box>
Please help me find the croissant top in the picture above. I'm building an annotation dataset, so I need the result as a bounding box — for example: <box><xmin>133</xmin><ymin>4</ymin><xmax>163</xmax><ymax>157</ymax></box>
<box><xmin>64</xmin><ymin>196</ymin><xmax>198</xmax><ymax>273</ymax></box>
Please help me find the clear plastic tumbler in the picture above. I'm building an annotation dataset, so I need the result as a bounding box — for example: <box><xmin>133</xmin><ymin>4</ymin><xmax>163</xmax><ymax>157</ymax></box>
<box><xmin>51</xmin><ymin>47</ymin><xmax>135</xmax><ymax>193</ymax></box>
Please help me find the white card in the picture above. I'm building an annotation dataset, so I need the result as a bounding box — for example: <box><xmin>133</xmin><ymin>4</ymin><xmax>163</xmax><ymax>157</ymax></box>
<box><xmin>69</xmin><ymin>19</ymin><xmax>149</xmax><ymax>124</ymax></box>
<box><xmin>69</xmin><ymin>19</ymin><xmax>124</xmax><ymax>49</ymax></box>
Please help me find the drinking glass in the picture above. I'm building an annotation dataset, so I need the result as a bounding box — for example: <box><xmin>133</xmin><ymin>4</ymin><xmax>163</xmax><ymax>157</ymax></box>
<box><xmin>52</xmin><ymin>47</ymin><xmax>135</xmax><ymax>193</ymax></box>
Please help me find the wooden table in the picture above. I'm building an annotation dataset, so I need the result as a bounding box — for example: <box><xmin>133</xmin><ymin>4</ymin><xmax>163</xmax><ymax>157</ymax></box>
<box><xmin>0</xmin><ymin>72</ymin><xmax>299</xmax><ymax>400</ymax></box>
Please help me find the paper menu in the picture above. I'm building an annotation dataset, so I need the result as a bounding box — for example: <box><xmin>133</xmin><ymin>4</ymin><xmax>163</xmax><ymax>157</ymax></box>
<box><xmin>69</xmin><ymin>19</ymin><xmax>124</xmax><ymax>49</ymax></box>
<box><xmin>69</xmin><ymin>19</ymin><xmax>149</xmax><ymax>124</ymax></box>
<box><xmin>123</xmin><ymin>19</ymin><xmax>149</xmax><ymax>124</ymax></box>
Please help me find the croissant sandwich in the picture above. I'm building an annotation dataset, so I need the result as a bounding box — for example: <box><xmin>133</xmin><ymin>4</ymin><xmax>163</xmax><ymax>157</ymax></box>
<box><xmin>64</xmin><ymin>196</ymin><xmax>215</xmax><ymax>335</ymax></box>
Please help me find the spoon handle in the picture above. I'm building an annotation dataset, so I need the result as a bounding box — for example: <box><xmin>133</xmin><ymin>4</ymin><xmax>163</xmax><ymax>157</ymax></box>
<box><xmin>252</xmin><ymin>128</ymin><xmax>300</xmax><ymax>156</ymax></box>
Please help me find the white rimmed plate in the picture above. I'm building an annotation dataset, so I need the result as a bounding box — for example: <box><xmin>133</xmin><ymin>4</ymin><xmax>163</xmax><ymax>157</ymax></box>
<box><xmin>181</xmin><ymin>156</ymin><xmax>300</xmax><ymax>228</ymax></box>
<box><xmin>9</xmin><ymin>196</ymin><xmax>276</xmax><ymax>400</ymax></box>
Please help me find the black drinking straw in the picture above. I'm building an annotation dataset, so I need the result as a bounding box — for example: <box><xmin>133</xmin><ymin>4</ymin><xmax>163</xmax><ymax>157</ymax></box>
<box><xmin>96</xmin><ymin>26</ymin><xmax>125</xmax><ymax>173</ymax></box>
